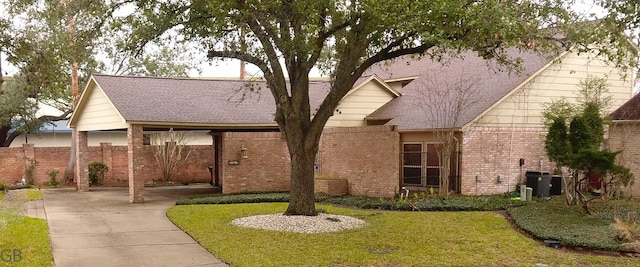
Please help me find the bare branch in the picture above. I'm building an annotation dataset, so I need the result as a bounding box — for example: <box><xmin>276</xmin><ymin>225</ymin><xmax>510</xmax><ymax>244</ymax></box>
<box><xmin>150</xmin><ymin>129</ymin><xmax>192</xmax><ymax>182</ymax></box>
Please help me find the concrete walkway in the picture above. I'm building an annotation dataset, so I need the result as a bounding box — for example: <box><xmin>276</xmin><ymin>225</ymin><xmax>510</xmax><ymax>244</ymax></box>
<box><xmin>26</xmin><ymin>199</ymin><xmax>47</xmax><ymax>219</ymax></box>
<box><xmin>39</xmin><ymin>185</ymin><xmax>229</xmax><ymax>267</ymax></box>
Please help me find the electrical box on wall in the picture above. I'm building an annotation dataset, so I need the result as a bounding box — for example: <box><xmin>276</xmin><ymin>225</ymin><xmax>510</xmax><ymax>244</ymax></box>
<box><xmin>476</xmin><ymin>174</ymin><xmax>482</xmax><ymax>182</ymax></box>
<box><xmin>497</xmin><ymin>175</ymin><xmax>505</xmax><ymax>183</ymax></box>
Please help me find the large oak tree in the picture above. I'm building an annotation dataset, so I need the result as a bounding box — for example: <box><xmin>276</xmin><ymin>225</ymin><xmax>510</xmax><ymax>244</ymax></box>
<box><xmin>125</xmin><ymin>0</ymin><xmax>632</xmax><ymax>215</ymax></box>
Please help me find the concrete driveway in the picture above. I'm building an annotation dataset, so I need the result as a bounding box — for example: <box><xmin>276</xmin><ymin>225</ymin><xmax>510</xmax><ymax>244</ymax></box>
<box><xmin>41</xmin><ymin>185</ymin><xmax>229</xmax><ymax>267</ymax></box>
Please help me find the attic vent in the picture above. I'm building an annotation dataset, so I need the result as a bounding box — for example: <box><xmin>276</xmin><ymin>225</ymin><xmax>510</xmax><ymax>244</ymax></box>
<box><xmin>366</xmin><ymin>119</ymin><xmax>391</xmax><ymax>126</ymax></box>
<box><xmin>400</xmin><ymin>80</ymin><xmax>413</xmax><ymax>87</ymax></box>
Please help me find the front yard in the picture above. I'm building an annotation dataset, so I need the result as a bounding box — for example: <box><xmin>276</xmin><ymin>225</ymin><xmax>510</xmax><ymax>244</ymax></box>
<box><xmin>2</xmin><ymin>188</ymin><xmax>638</xmax><ymax>266</ymax></box>
<box><xmin>168</xmin><ymin>201</ymin><xmax>640</xmax><ymax>266</ymax></box>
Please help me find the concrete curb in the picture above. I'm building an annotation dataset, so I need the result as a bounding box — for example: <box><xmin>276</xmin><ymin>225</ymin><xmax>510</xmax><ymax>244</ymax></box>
<box><xmin>26</xmin><ymin>200</ymin><xmax>47</xmax><ymax>220</ymax></box>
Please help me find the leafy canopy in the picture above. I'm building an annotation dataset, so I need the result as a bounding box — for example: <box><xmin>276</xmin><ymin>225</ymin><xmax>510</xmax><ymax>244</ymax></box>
<box><xmin>0</xmin><ymin>0</ymin><xmax>199</xmax><ymax>147</ymax></box>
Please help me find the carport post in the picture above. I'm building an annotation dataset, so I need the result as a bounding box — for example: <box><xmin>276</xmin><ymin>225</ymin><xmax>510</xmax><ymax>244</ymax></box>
<box><xmin>128</xmin><ymin>124</ymin><xmax>145</xmax><ymax>203</ymax></box>
<box><xmin>75</xmin><ymin>130</ymin><xmax>89</xmax><ymax>191</ymax></box>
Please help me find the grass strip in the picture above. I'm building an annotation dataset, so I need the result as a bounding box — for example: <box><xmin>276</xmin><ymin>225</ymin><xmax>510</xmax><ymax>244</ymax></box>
<box><xmin>0</xmin><ymin>190</ymin><xmax>53</xmax><ymax>266</ymax></box>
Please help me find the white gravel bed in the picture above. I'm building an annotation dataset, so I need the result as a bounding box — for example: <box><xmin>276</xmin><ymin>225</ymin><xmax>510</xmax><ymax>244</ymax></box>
<box><xmin>231</xmin><ymin>213</ymin><xmax>368</xmax><ymax>233</ymax></box>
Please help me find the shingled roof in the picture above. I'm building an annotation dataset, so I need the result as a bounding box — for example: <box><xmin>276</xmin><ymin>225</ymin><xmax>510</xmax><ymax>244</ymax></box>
<box><xmin>611</xmin><ymin>92</ymin><xmax>640</xmax><ymax>121</ymax></box>
<box><xmin>364</xmin><ymin>49</ymin><xmax>553</xmax><ymax>130</ymax></box>
<box><xmin>88</xmin><ymin>74</ymin><xmax>331</xmax><ymax>127</ymax></box>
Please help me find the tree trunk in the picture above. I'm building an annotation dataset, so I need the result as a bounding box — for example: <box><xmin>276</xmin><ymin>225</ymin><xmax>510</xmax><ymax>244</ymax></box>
<box><xmin>62</xmin><ymin>128</ymin><xmax>76</xmax><ymax>184</ymax></box>
<box><xmin>285</xmin><ymin>148</ymin><xmax>318</xmax><ymax>216</ymax></box>
<box><xmin>439</xmin><ymin>148</ymin><xmax>451</xmax><ymax>198</ymax></box>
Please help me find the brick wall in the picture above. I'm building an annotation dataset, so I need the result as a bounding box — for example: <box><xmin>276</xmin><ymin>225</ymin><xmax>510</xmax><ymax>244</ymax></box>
<box><xmin>0</xmin><ymin>146</ymin><xmax>29</xmax><ymax>184</ymax></box>
<box><xmin>2</xmin><ymin>127</ymin><xmax>400</xmax><ymax>198</ymax></box>
<box><xmin>221</xmin><ymin>132</ymin><xmax>291</xmax><ymax>194</ymax></box>
<box><xmin>34</xmin><ymin>147</ymin><xmax>72</xmax><ymax>185</ymax></box>
<box><xmin>607</xmin><ymin>122</ymin><xmax>640</xmax><ymax>197</ymax></box>
<box><xmin>318</xmin><ymin>125</ymin><xmax>400</xmax><ymax>197</ymax></box>
<box><xmin>0</xmin><ymin>143</ymin><xmax>214</xmax><ymax>186</ymax></box>
<box><xmin>460</xmin><ymin>126</ymin><xmax>555</xmax><ymax>195</ymax></box>
<box><xmin>220</xmin><ymin>126</ymin><xmax>400</xmax><ymax>197</ymax></box>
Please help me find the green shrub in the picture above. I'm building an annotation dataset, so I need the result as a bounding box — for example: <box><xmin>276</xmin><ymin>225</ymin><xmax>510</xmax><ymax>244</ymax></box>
<box><xmin>178</xmin><ymin>192</ymin><xmax>527</xmax><ymax>211</ymax></box>
<box><xmin>177</xmin><ymin>192</ymin><xmax>291</xmax><ymax>205</ymax></box>
<box><xmin>88</xmin><ymin>162</ymin><xmax>109</xmax><ymax>185</ymax></box>
<box><xmin>46</xmin><ymin>169</ymin><xmax>59</xmax><ymax>186</ymax></box>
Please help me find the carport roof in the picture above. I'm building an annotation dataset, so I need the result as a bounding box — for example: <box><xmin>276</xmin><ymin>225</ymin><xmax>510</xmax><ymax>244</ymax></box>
<box><xmin>69</xmin><ymin>74</ymin><xmax>332</xmax><ymax>129</ymax></box>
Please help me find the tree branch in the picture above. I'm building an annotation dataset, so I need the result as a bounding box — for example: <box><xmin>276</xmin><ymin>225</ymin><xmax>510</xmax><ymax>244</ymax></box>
<box><xmin>37</xmin><ymin>109</ymin><xmax>72</xmax><ymax>122</ymax></box>
<box><xmin>3</xmin><ymin>130</ymin><xmax>22</xmax><ymax>147</ymax></box>
<box><xmin>245</xmin><ymin>19</ymin><xmax>287</xmax><ymax>92</ymax></box>
<box><xmin>207</xmin><ymin>50</ymin><xmax>269</xmax><ymax>73</ymax></box>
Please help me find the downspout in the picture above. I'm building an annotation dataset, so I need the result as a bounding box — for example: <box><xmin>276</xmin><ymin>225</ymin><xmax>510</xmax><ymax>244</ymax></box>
<box><xmin>507</xmin><ymin>114</ymin><xmax>516</xmax><ymax>194</ymax></box>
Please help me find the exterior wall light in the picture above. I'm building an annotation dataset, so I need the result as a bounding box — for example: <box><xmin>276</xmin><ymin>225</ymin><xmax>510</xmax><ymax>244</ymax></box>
<box><xmin>241</xmin><ymin>144</ymin><xmax>248</xmax><ymax>159</ymax></box>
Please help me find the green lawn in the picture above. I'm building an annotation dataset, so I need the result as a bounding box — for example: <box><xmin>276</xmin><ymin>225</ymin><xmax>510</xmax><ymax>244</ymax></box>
<box><xmin>168</xmin><ymin>203</ymin><xmax>639</xmax><ymax>267</ymax></box>
<box><xmin>0</xmin><ymin>189</ymin><xmax>53</xmax><ymax>267</ymax></box>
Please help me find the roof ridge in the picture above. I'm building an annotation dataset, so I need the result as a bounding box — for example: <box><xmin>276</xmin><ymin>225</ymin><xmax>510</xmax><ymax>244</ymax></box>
<box><xmin>91</xmin><ymin>73</ymin><xmax>334</xmax><ymax>84</ymax></box>
<box><xmin>92</xmin><ymin>73</ymin><xmax>257</xmax><ymax>82</ymax></box>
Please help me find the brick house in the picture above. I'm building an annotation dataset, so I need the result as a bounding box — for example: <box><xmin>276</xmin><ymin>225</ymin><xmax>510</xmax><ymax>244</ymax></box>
<box><xmin>609</xmin><ymin>93</ymin><xmax>640</xmax><ymax>197</ymax></box>
<box><xmin>363</xmin><ymin>48</ymin><xmax>635</xmax><ymax>196</ymax></box>
<box><xmin>67</xmin><ymin>75</ymin><xmax>400</xmax><ymax>202</ymax></box>
<box><xmin>66</xmin><ymin>46</ymin><xmax>636</xmax><ymax>202</ymax></box>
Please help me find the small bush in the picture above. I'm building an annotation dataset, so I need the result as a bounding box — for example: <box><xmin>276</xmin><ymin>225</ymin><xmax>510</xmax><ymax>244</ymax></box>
<box><xmin>88</xmin><ymin>162</ymin><xmax>109</xmax><ymax>185</ymax></box>
<box><xmin>46</xmin><ymin>169</ymin><xmax>59</xmax><ymax>186</ymax></box>
<box><xmin>611</xmin><ymin>214</ymin><xmax>640</xmax><ymax>242</ymax></box>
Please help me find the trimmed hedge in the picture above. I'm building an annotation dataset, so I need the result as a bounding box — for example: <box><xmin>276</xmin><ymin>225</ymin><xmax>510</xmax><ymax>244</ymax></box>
<box><xmin>177</xmin><ymin>192</ymin><xmax>292</xmax><ymax>205</ymax></box>
<box><xmin>177</xmin><ymin>192</ymin><xmax>528</xmax><ymax>211</ymax></box>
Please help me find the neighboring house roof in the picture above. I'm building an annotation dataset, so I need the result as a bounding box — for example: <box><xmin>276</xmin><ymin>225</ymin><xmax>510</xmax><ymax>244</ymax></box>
<box><xmin>40</xmin><ymin>120</ymin><xmax>72</xmax><ymax>133</ymax></box>
<box><xmin>70</xmin><ymin>74</ymin><xmax>332</xmax><ymax>129</ymax></box>
<box><xmin>8</xmin><ymin>120</ymin><xmax>71</xmax><ymax>134</ymax></box>
<box><xmin>365</xmin><ymin>50</ymin><xmax>554</xmax><ymax>130</ymax></box>
<box><xmin>611</xmin><ymin>92</ymin><xmax>640</xmax><ymax>120</ymax></box>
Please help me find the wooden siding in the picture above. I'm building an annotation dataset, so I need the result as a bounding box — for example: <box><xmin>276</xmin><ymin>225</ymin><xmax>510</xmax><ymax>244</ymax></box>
<box><xmin>475</xmin><ymin>51</ymin><xmax>634</xmax><ymax>126</ymax></box>
<box><xmin>75</xmin><ymin>84</ymin><xmax>128</xmax><ymax>131</ymax></box>
<box><xmin>326</xmin><ymin>81</ymin><xmax>396</xmax><ymax>127</ymax></box>
<box><xmin>387</xmin><ymin>81</ymin><xmax>404</xmax><ymax>92</ymax></box>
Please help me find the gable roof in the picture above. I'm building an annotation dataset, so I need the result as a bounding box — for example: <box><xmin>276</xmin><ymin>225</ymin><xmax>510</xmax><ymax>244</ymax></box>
<box><xmin>348</xmin><ymin>75</ymin><xmax>400</xmax><ymax>98</ymax></box>
<box><xmin>365</xmin><ymin>49</ymin><xmax>554</xmax><ymax>130</ymax></box>
<box><xmin>611</xmin><ymin>92</ymin><xmax>640</xmax><ymax>121</ymax></box>
<box><xmin>70</xmin><ymin>74</ymin><xmax>331</xmax><ymax>129</ymax></box>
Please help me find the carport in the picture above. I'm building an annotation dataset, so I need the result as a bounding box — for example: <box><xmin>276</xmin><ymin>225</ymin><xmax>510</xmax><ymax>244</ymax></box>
<box><xmin>68</xmin><ymin>74</ymin><xmax>282</xmax><ymax>202</ymax></box>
